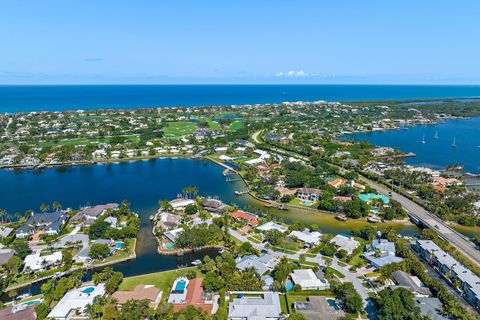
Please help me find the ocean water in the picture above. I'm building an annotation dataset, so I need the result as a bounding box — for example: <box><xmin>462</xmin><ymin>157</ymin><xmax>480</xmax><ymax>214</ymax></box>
<box><xmin>348</xmin><ymin>117</ymin><xmax>480</xmax><ymax>173</ymax></box>
<box><xmin>0</xmin><ymin>85</ymin><xmax>480</xmax><ymax>112</ymax></box>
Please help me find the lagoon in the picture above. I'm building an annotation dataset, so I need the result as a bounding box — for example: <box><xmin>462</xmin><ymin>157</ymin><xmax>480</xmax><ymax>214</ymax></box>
<box><xmin>348</xmin><ymin>117</ymin><xmax>480</xmax><ymax>174</ymax></box>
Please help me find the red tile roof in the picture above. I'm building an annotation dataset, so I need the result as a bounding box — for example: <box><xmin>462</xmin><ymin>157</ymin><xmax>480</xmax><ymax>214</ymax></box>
<box><xmin>230</xmin><ymin>210</ymin><xmax>258</xmax><ymax>226</ymax></box>
<box><xmin>172</xmin><ymin>278</ymin><xmax>213</xmax><ymax>315</ymax></box>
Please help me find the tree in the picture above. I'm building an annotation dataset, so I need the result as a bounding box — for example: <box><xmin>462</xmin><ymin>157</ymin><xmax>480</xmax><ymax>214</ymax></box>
<box><xmin>117</xmin><ymin>299</ymin><xmax>152</xmax><ymax>320</ymax></box>
<box><xmin>273</xmin><ymin>257</ymin><xmax>293</xmax><ymax>283</ymax></box>
<box><xmin>184</xmin><ymin>203</ymin><xmax>198</xmax><ymax>215</ymax></box>
<box><xmin>374</xmin><ymin>288</ymin><xmax>422</xmax><ymax>320</ymax></box>
<box><xmin>61</xmin><ymin>249</ymin><xmax>73</xmax><ymax>270</ymax></box>
<box><xmin>289</xmin><ymin>313</ymin><xmax>308</xmax><ymax>320</ymax></box>
<box><xmin>105</xmin><ymin>271</ymin><xmax>123</xmax><ymax>294</ymax></box>
<box><xmin>89</xmin><ymin>243</ymin><xmax>110</xmax><ymax>259</ymax></box>
<box><xmin>40</xmin><ymin>203</ymin><xmax>50</xmax><ymax>213</ymax></box>
<box><xmin>52</xmin><ymin>201</ymin><xmax>62</xmax><ymax>211</ymax></box>
<box><xmin>13</xmin><ymin>241</ymin><xmax>32</xmax><ymax>259</ymax></box>
<box><xmin>333</xmin><ymin>282</ymin><xmax>363</xmax><ymax>314</ymax></box>
<box><xmin>88</xmin><ymin>220</ymin><xmax>110</xmax><ymax>239</ymax></box>
<box><xmin>0</xmin><ymin>208</ymin><xmax>6</xmax><ymax>223</ymax></box>
<box><xmin>5</xmin><ymin>255</ymin><xmax>23</xmax><ymax>274</ymax></box>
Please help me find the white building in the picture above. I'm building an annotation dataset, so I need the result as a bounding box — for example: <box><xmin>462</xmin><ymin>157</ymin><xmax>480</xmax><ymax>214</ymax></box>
<box><xmin>227</xmin><ymin>291</ymin><xmax>284</xmax><ymax>320</ymax></box>
<box><xmin>170</xmin><ymin>198</ymin><xmax>195</xmax><ymax>209</ymax></box>
<box><xmin>288</xmin><ymin>230</ymin><xmax>322</xmax><ymax>247</ymax></box>
<box><xmin>47</xmin><ymin>284</ymin><xmax>106</xmax><ymax>320</ymax></box>
<box><xmin>24</xmin><ymin>251</ymin><xmax>62</xmax><ymax>272</ymax></box>
<box><xmin>330</xmin><ymin>234</ymin><xmax>360</xmax><ymax>255</ymax></box>
<box><xmin>290</xmin><ymin>269</ymin><xmax>329</xmax><ymax>290</ymax></box>
<box><xmin>257</xmin><ymin>221</ymin><xmax>288</xmax><ymax>233</ymax></box>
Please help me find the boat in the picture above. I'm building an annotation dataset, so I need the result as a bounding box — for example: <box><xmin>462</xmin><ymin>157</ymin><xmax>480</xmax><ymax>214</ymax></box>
<box><xmin>336</xmin><ymin>214</ymin><xmax>347</xmax><ymax>221</ymax></box>
<box><xmin>16</xmin><ymin>293</ymin><xmax>32</xmax><ymax>300</ymax></box>
<box><xmin>434</xmin><ymin>130</ymin><xmax>439</xmax><ymax>139</ymax></box>
<box><xmin>219</xmin><ymin>248</ymin><xmax>227</xmax><ymax>254</ymax></box>
<box><xmin>421</xmin><ymin>135</ymin><xmax>426</xmax><ymax>144</ymax></box>
<box><xmin>368</xmin><ymin>215</ymin><xmax>381</xmax><ymax>223</ymax></box>
<box><xmin>54</xmin><ymin>271</ymin><xmax>65</xmax><ymax>278</ymax></box>
<box><xmin>191</xmin><ymin>259</ymin><xmax>202</xmax><ymax>266</ymax></box>
<box><xmin>452</xmin><ymin>137</ymin><xmax>457</xmax><ymax>148</ymax></box>
<box><xmin>149</xmin><ymin>215</ymin><xmax>154</xmax><ymax>221</ymax></box>
<box><xmin>234</xmin><ymin>190</ymin><xmax>247</xmax><ymax>195</ymax></box>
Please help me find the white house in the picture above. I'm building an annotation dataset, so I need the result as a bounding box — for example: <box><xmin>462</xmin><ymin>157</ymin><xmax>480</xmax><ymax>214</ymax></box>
<box><xmin>330</xmin><ymin>234</ymin><xmax>360</xmax><ymax>255</ymax></box>
<box><xmin>290</xmin><ymin>269</ymin><xmax>329</xmax><ymax>290</ymax></box>
<box><xmin>289</xmin><ymin>230</ymin><xmax>322</xmax><ymax>247</ymax></box>
<box><xmin>257</xmin><ymin>221</ymin><xmax>288</xmax><ymax>233</ymax></box>
<box><xmin>24</xmin><ymin>251</ymin><xmax>62</xmax><ymax>272</ymax></box>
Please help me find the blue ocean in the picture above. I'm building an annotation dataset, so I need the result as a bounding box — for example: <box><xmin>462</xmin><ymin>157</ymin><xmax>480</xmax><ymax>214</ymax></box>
<box><xmin>0</xmin><ymin>84</ymin><xmax>480</xmax><ymax>112</ymax></box>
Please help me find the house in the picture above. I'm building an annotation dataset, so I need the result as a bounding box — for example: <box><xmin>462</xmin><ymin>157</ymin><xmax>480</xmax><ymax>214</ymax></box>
<box><xmin>293</xmin><ymin>296</ymin><xmax>344</xmax><ymax>320</ymax></box>
<box><xmin>71</xmin><ymin>203</ymin><xmax>118</xmax><ymax>225</ymax></box>
<box><xmin>157</xmin><ymin>212</ymin><xmax>182</xmax><ymax>230</ymax></box>
<box><xmin>47</xmin><ymin>284</ymin><xmax>106</xmax><ymax>320</ymax></box>
<box><xmin>363</xmin><ymin>239</ymin><xmax>403</xmax><ymax>268</ymax></box>
<box><xmin>359</xmin><ymin>193</ymin><xmax>389</xmax><ymax>205</ymax></box>
<box><xmin>333</xmin><ymin>196</ymin><xmax>352</xmax><ymax>202</ymax></box>
<box><xmin>202</xmin><ymin>198</ymin><xmax>228</xmax><ymax>213</ymax></box>
<box><xmin>24</xmin><ymin>251</ymin><xmax>62</xmax><ymax>272</ymax></box>
<box><xmin>349</xmin><ymin>180</ymin><xmax>365</xmax><ymax>190</ymax></box>
<box><xmin>290</xmin><ymin>269</ymin><xmax>329</xmax><ymax>290</ymax></box>
<box><xmin>289</xmin><ymin>230</ymin><xmax>322</xmax><ymax>247</ymax></box>
<box><xmin>112</xmin><ymin>284</ymin><xmax>162</xmax><ymax>310</ymax></box>
<box><xmin>0</xmin><ymin>249</ymin><xmax>14</xmax><ymax>265</ymax></box>
<box><xmin>257</xmin><ymin>221</ymin><xmax>288</xmax><ymax>233</ymax></box>
<box><xmin>327</xmin><ymin>178</ymin><xmax>347</xmax><ymax>189</ymax></box>
<box><xmin>371</xmin><ymin>147</ymin><xmax>394</xmax><ymax>156</ymax></box>
<box><xmin>54</xmin><ymin>234</ymin><xmax>89</xmax><ymax>249</ymax></box>
<box><xmin>296</xmin><ymin>188</ymin><xmax>322</xmax><ymax>202</ymax></box>
<box><xmin>227</xmin><ymin>291</ymin><xmax>284</xmax><ymax>320</ymax></box>
<box><xmin>230</xmin><ymin>210</ymin><xmax>258</xmax><ymax>227</ymax></box>
<box><xmin>414</xmin><ymin>297</ymin><xmax>448</xmax><ymax>320</ymax></box>
<box><xmin>16</xmin><ymin>211</ymin><xmax>67</xmax><ymax>238</ymax></box>
<box><xmin>236</xmin><ymin>253</ymin><xmax>277</xmax><ymax>275</ymax></box>
<box><xmin>391</xmin><ymin>270</ymin><xmax>431</xmax><ymax>296</ymax></box>
<box><xmin>104</xmin><ymin>216</ymin><xmax>118</xmax><ymax>228</ymax></box>
<box><xmin>275</xmin><ymin>186</ymin><xmax>298</xmax><ymax>197</ymax></box>
<box><xmin>329</xmin><ymin>234</ymin><xmax>360</xmax><ymax>255</ymax></box>
<box><xmin>0</xmin><ymin>226</ymin><xmax>13</xmax><ymax>238</ymax></box>
<box><xmin>169</xmin><ymin>277</ymin><xmax>214</xmax><ymax>315</ymax></box>
<box><xmin>416</xmin><ymin>240</ymin><xmax>480</xmax><ymax>308</ymax></box>
<box><xmin>164</xmin><ymin>228</ymin><xmax>184</xmax><ymax>243</ymax></box>
<box><xmin>170</xmin><ymin>198</ymin><xmax>196</xmax><ymax>210</ymax></box>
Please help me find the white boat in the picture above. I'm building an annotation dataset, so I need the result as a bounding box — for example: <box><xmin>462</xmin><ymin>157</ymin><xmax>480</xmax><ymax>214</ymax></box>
<box><xmin>16</xmin><ymin>293</ymin><xmax>32</xmax><ymax>300</ymax></box>
<box><xmin>434</xmin><ymin>130</ymin><xmax>439</xmax><ymax>139</ymax></box>
<box><xmin>191</xmin><ymin>259</ymin><xmax>202</xmax><ymax>266</ymax></box>
<box><xmin>421</xmin><ymin>135</ymin><xmax>426</xmax><ymax>144</ymax></box>
<box><xmin>54</xmin><ymin>271</ymin><xmax>65</xmax><ymax>278</ymax></box>
<box><xmin>452</xmin><ymin>137</ymin><xmax>457</xmax><ymax>148</ymax></box>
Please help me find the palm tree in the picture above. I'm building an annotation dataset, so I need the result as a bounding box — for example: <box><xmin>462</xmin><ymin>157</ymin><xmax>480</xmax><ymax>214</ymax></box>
<box><xmin>14</xmin><ymin>212</ymin><xmax>22</xmax><ymax>222</ymax></box>
<box><xmin>158</xmin><ymin>199</ymin><xmax>173</xmax><ymax>212</ymax></box>
<box><xmin>52</xmin><ymin>201</ymin><xmax>62</xmax><ymax>211</ymax></box>
<box><xmin>0</xmin><ymin>209</ymin><xmax>6</xmax><ymax>224</ymax></box>
<box><xmin>40</xmin><ymin>203</ymin><xmax>50</xmax><ymax>213</ymax></box>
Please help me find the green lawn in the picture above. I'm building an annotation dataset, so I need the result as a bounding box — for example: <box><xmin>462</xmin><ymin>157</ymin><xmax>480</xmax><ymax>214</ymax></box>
<box><xmin>325</xmin><ymin>266</ymin><xmax>345</xmax><ymax>279</ymax></box>
<box><xmin>118</xmin><ymin>267</ymin><xmax>202</xmax><ymax>301</ymax></box>
<box><xmin>163</xmin><ymin>121</ymin><xmax>198</xmax><ymax>138</ymax></box>
<box><xmin>228</xmin><ymin>119</ymin><xmax>244</xmax><ymax>131</ymax></box>
<box><xmin>92</xmin><ymin>238</ymin><xmax>136</xmax><ymax>266</ymax></box>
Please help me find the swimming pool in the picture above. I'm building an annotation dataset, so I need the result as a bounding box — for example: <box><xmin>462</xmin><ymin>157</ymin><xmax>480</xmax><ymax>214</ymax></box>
<box><xmin>174</xmin><ymin>280</ymin><xmax>187</xmax><ymax>292</ymax></box>
<box><xmin>285</xmin><ymin>279</ymin><xmax>294</xmax><ymax>291</ymax></box>
<box><xmin>327</xmin><ymin>299</ymin><xmax>340</xmax><ymax>310</ymax></box>
<box><xmin>115</xmin><ymin>241</ymin><xmax>123</xmax><ymax>249</ymax></box>
<box><xmin>81</xmin><ymin>287</ymin><xmax>95</xmax><ymax>294</ymax></box>
<box><xmin>166</xmin><ymin>243</ymin><xmax>174</xmax><ymax>249</ymax></box>
<box><xmin>23</xmin><ymin>299</ymin><xmax>41</xmax><ymax>306</ymax></box>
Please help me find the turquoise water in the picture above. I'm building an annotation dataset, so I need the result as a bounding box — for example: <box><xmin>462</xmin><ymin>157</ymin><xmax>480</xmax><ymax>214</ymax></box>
<box><xmin>115</xmin><ymin>241</ymin><xmax>123</xmax><ymax>249</ymax></box>
<box><xmin>327</xmin><ymin>299</ymin><xmax>340</xmax><ymax>311</ymax></box>
<box><xmin>23</xmin><ymin>300</ymin><xmax>41</xmax><ymax>306</ymax></box>
<box><xmin>174</xmin><ymin>280</ymin><xmax>187</xmax><ymax>292</ymax></box>
<box><xmin>359</xmin><ymin>193</ymin><xmax>389</xmax><ymax>204</ymax></box>
<box><xmin>348</xmin><ymin>117</ymin><xmax>480</xmax><ymax>173</ymax></box>
<box><xmin>285</xmin><ymin>279</ymin><xmax>294</xmax><ymax>291</ymax></box>
<box><xmin>1</xmin><ymin>85</ymin><xmax>480</xmax><ymax>112</ymax></box>
<box><xmin>81</xmin><ymin>287</ymin><xmax>95</xmax><ymax>294</ymax></box>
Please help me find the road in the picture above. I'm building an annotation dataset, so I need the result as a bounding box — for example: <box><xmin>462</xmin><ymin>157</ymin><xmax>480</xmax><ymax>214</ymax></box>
<box><xmin>251</xmin><ymin>130</ymin><xmax>480</xmax><ymax>268</ymax></box>
<box><xmin>360</xmin><ymin>177</ymin><xmax>480</xmax><ymax>267</ymax></box>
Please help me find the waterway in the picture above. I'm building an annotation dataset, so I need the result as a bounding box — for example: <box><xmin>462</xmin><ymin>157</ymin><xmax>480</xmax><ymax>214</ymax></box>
<box><xmin>348</xmin><ymin>117</ymin><xmax>480</xmax><ymax>174</ymax></box>
<box><xmin>2</xmin><ymin>158</ymin><xmax>476</xmax><ymax>297</ymax></box>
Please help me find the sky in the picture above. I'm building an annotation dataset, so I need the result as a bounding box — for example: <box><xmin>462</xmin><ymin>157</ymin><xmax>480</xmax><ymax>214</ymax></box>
<box><xmin>0</xmin><ymin>0</ymin><xmax>479</xmax><ymax>85</ymax></box>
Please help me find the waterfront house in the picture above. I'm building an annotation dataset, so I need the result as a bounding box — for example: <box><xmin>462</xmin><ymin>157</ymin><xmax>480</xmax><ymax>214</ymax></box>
<box><xmin>329</xmin><ymin>234</ymin><xmax>360</xmax><ymax>255</ymax></box>
<box><xmin>363</xmin><ymin>239</ymin><xmax>403</xmax><ymax>268</ymax></box>
<box><xmin>24</xmin><ymin>251</ymin><xmax>62</xmax><ymax>272</ymax></box>
<box><xmin>170</xmin><ymin>198</ymin><xmax>196</xmax><ymax>210</ymax></box>
<box><xmin>16</xmin><ymin>211</ymin><xmax>67</xmax><ymax>238</ymax></box>
<box><xmin>288</xmin><ymin>229</ymin><xmax>322</xmax><ymax>247</ymax></box>
<box><xmin>164</xmin><ymin>227</ymin><xmax>184</xmax><ymax>243</ymax></box>
<box><xmin>416</xmin><ymin>240</ymin><xmax>480</xmax><ymax>308</ymax></box>
<box><xmin>230</xmin><ymin>210</ymin><xmax>259</xmax><ymax>227</ymax></box>
<box><xmin>168</xmin><ymin>277</ymin><xmax>214</xmax><ymax>315</ymax></box>
<box><xmin>0</xmin><ymin>226</ymin><xmax>13</xmax><ymax>238</ymax></box>
<box><xmin>296</xmin><ymin>187</ymin><xmax>322</xmax><ymax>202</ymax></box>
<box><xmin>236</xmin><ymin>253</ymin><xmax>278</xmax><ymax>275</ymax></box>
<box><xmin>293</xmin><ymin>296</ymin><xmax>344</xmax><ymax>320</ymax></box>
<box><xmin>71</xmin><ymin>203</ymin><xmax>118</xmax><ymax>226</ymax></box>
<box><xmin>227</xmin><ymin>291</ymin><xmax>285</xmax><ymax>320</ymax></box>
<box><xmin>157</xmin><ymin>212</ymin><xmax>182</xmax><ymax>230</ymax></box>
<box><xmin>257</xmin><ymin>221</ymin><xmax>288</xmax><ymax>233</ymax></box>
<box><xmin>202</xmin><ymin>198</ymin><xmax>228</xmax><ymax>213</ymax></box>
<box><xmin>47</xmin><ymin>284</ymin><xmax>105</xmax><ymax>320</ymax></box>
<box><xmin>290</xmin><ymin>269</ymin><xmax>329</xmax><ymax>290</ymax></box>
<box><xmin>104</xmin><ymin>216</ymin><xmax>118</xmax><ymax>228</ymax></box>
<box><xmin>0</xmin><ymin>304</ymin><xmax>37</xmax><ymax>320</ymax></box>
<box><xmin>112</xmin><ymin>284</ymin><xmax>162</xmax><ymax>310</ymax></box>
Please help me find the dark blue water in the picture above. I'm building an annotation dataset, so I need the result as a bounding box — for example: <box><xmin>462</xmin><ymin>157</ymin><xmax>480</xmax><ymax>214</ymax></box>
<box><xmin>1</xmin><ymin>85</ymin><xmax>480</xmax><ymax>112</ymax></box>
<box><xmin>348</xmin><ymin>117</ymin><xmax>480</xmax><ymax>173</ymax></box>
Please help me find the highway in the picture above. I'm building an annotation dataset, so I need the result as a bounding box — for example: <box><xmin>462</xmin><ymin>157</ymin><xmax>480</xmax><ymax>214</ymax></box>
<box><xmin>360</xmin><ymin>177</ymin><xmax>480</xmax><ymax>268</ymax></box>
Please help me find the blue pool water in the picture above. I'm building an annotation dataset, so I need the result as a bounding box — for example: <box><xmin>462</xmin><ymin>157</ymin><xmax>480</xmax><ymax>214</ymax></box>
<box><xmin>175</xmin><ymin>280</ymin><xmax>187</xmax><ymax>292</ymax></box>
<box><xmin>115</xmin><ymin>241</ymin><xmax>123</xmax><ymax>249</ymax></box>
<box><xmin>285</xmin><ymin>280</ymin><xmax>294</xmax><ymax>291</ymax></box>
<box><xmin>81</xmin><ymin>287</ymin><xmax>95</xmax><ymax>294</ymax></box>
<box><xmin>327</xmin><ymin>299</ymin><xmax>340</xmax><ymax>311</ymax></box>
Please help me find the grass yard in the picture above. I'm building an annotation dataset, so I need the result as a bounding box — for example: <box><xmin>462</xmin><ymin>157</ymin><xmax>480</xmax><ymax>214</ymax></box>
<box><xmin>163</xmin><ymin>121</ymin><xmax>198</xmax><ymax>138</ymax></box>
<box><xmin>118</xmin><ymin>267</ymin><xmax>202</xmax><ymax>301</ymax></box>
<box><xmin>228</xmin><ymin>119</ymin><xmax>244</xmax><ymax>131</ymax></box>
<box><xmin>325</xmin><ymin>266</ymin><xmax>345</xmax><ymax>279</ymax></box>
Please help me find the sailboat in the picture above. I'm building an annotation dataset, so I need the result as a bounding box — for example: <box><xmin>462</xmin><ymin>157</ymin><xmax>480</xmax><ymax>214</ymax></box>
<box><xmin>434</xmin><ymin>130</ymin><xmax>438</xmax><ymax>139</ymax></box>
<box><xmin>421</xmin><ymin>135</ymin><xmax>426</xmax><ymax>144</ymax></box>
<box><xmin>452</xmin><ymin>137</ymin><xmax>457</xmax><ymax>148</ymax></box>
